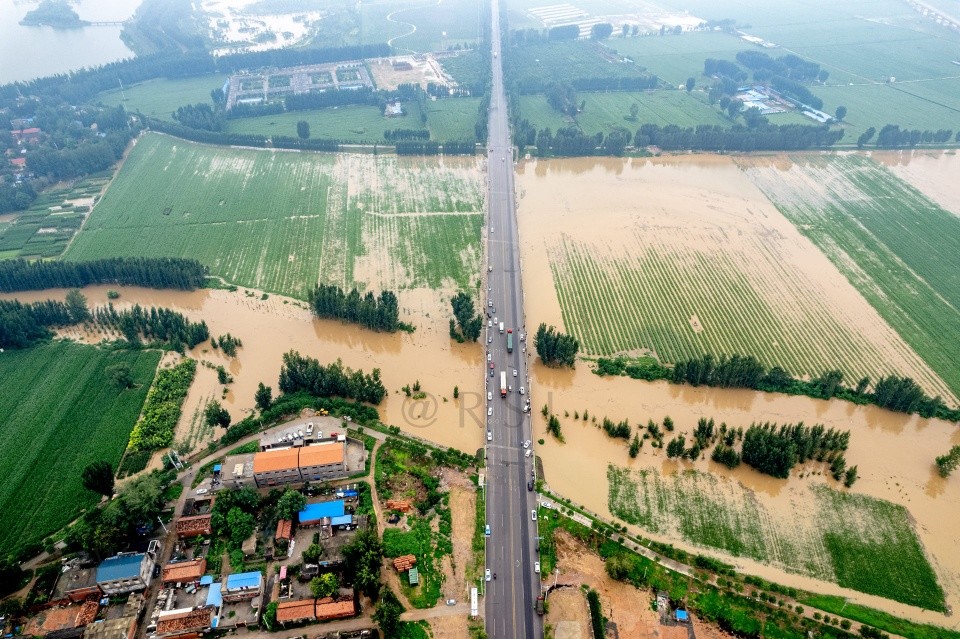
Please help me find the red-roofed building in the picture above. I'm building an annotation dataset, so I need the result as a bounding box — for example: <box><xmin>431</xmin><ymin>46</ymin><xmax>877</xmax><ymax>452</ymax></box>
<box><xmin>275</xmin><ymin>599</ymin><xmax>315</xmax><ymax>624</ymax></box>
<box><xmin>314</xmin><ymin>596</ymin><xmax>356</xmax><ymax>621</ymax></box>
<box><xmin>154</xmin><ymin>607</ymin><xmax>215</xmax><ymax>639</ymax></box>
<box><xmin>275</xmin><ymin>519</ymin><xmax>293</xmax><ymax>541</ymax></box>
<box><xmin>9</xmin><ymin>157</ymin><xmax>26</xmax><ymax>169</ymax></box>
<box><xmin>162</xmin><ymin>559</ymin><xmax>206</xmax><ymax>584</ymax></box>
<box><xmin>11</xmin><ymin>128</ymin><xmax>40</xmax><ymax>145</ymax></box>
<box><xmin>274</xmin><ymin>597</ymin><xmax>356</xmax><ymax>625</ymax></box>
<box><xmin>175</xmin><ymin>514</ymin><xmax>212</xmax><ymax>539</ymax></box>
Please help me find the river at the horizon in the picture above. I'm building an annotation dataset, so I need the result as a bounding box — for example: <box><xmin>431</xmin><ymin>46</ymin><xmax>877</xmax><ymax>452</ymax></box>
<box><xmin>0</xmin><ymin>0</ymin><xmax>142</xmax><ymax>84</ymax></box>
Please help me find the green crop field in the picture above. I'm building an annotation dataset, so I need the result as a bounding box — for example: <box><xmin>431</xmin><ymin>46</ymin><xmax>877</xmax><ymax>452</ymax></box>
<box><xmin>517</xmin><ymin>95</ymin><xmax>574</xmax><ymax>132</ymax></box>
<box><xmin>97</xmin><ymin>74</ymin><xmax>229</xmax><ymax>121</ymax></box>
<box><xmin>223</xmin><ymin>102</ymin><xmax>426</xmax><ymax>143</ymax></box>
<box><xmin>65</xmin><ymin>133</ymin><xmax>483</xmax><ymax>297</ymax></box>
<box><xmin>439</xmin><ymin>50</ymin><xmax>487</xmax><ymax>90</ymax></box>
<box><xmin>608</xmin><ymin>466</ymin><xmax>945</xmax><ymax>610</ymax></box>
<box><xmin>0</xmin><ymin>177</ymin><xmax>110</xmax><ymax>259</ymax></box>
<box><xmin>0</xmin><ymin>342</ymin><xmax>161</xmax><ymax>556</ymax></box>
<box><xmin>507</xmin><ymin>41</ymin><xmax>651</xmax><ymax>87</ymax></box>
<box><xmin>576</xmin><ymin>90</ymin><xmax>732</xmax><ymax>133</ymax></box>
<box><xmin>425</xmin><ymin>97</ymin><xmax>482</xmax><ymax>141</ymax></box>
<box><xmin>741</xmin><ymin>154</ymin><xmax>960</xmax><ymax>400</ymax></box>
<box><xmin>606</xmin><ymin>31</ymin><xmax>749</xmax><ymax>86</ymax></box>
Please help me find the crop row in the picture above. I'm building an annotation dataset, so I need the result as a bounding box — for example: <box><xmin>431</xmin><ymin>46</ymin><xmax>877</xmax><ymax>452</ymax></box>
<box><xmin>548</xmin><ymin>229</ymin><xmax>936</xmax><ymax>389</ymax></box>
<box><xmin>0</xmin><ymin>343</ymin><xmax>160</xmax><ymax>555</ymax></box>
<box><xmin>742</xmin><ymin>155</ymin><xmax>960</xmax><ymax>399</ymax></box>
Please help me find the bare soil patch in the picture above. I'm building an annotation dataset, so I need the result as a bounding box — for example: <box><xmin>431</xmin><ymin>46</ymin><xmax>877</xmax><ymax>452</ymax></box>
<box><xmin>553</xmin><ymin>530</ymin><xmax>660</xmax><ymax>637</ymax></box>
<box><xmin>545</xmin><ymin>587</ymin><xmax>590</xmax><ymax>639</ymax></box>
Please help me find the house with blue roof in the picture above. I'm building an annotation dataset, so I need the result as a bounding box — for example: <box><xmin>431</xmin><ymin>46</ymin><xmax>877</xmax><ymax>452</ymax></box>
<box><xmin>96</xmin><ymin>552</ymin><xmax>155</xmax><ymax>595</ymax></box>
<box><xmin>222</xmin><ymin>571</ymin><xmax>263</xmax><ymax>603</ymax></box>
<box><xmin>298</xmin><ymin>500</ymin><xmax>345</xmax><ymax>526</ymax></box>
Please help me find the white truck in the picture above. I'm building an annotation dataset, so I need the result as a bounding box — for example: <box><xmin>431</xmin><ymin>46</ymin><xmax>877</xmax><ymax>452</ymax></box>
<box><xmin>499</xmin><ymin>321</ymin><xmax>504</xmax><ymax>334</ymax></box>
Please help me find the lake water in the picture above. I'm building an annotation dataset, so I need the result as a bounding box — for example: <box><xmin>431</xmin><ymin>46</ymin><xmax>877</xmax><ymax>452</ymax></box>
<box><xmin>0</xmin><ymin>0</ymin><xmax>142</xmax><ymax>84</ymax></box>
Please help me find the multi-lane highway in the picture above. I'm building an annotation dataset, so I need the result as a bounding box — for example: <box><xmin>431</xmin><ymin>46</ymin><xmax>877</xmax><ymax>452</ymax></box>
<box><xmin>484</xmin><ymin>0</ymin><xmax>541</xmax><ymax>635</ymax></box>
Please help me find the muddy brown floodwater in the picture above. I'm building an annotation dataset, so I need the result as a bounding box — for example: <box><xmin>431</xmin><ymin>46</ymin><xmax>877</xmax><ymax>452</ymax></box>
<box><xmin>1</xmin><ymin>285</ymin><xmax>485</xmax><ymax>455</ymax></box>
<box><xmin>874</xmin><ymin>150</ymin><xmax>960</xmax><ymax>216</ymax></box>
<box><xmin>514</xmin><ymin>155</ymin><xmax>960</xmax><ymax>621</ymax></box>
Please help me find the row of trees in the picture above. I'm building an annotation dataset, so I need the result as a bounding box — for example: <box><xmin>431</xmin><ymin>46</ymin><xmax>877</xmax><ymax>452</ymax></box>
<box><xmin>873</xmin><ymin>124</ymin><xmax>958</xmax><ymax>148</ymax></box>
<box><xmin>393</xmin><ymin>140</ymin><xmax>476</xmax><ymax>155</ymax></box>
<box><xmin>634</xmin><ymin>122</ymin><xmax>843</xmax><ymax>151</ymax></box>
<box><xmin>449</xmin><ymin>291</ymin><xmax>482</xmax><ymax>342</ymax></box>
<box><xmin>0</xmin><ymin>297</ymin><xmax>78</xmax><ymax>348</ymax></box>
<box><xmin>0</xmin><ymin>257</ymin><xmax>207</xmax><ymax>292</ymax></box>
<box><xmin>383</xmin><ymin>128</ymin><xmax>430</xmax><ymax>141</ymax></box>
<box><xmin>736</xmin><ymin>51</ymin><xmax>824</xmax><ymax>83</ymax></box>
<box><xmin>89</xmin><ymin>303</ymin><xmax>210</xmax><ymax>350</ymax></box>
<box><xmin>308</xmin><ymin>284</ymin><xmax>402</xmax><ymax>332</ymax></box>
<box><xmin>515</xmin><ymin>121</ymin><xmax>843</xmax><ymax>156</ymax></box>
<box><xmin>147</xmin><ymin>117</ymin><xmax>342</xmax><ymax>151</ymax></box>
<box><xmin>278</xmin><ymin>351</ymin><xmax>387</xmax><ymax>405</ymax></box>
<box><xmin>597</xmin><ymin>352</ymin><xmax>960</xmax><ymax>421</ymax></box>
<box><xmin>534</xmin><ymin>323</ymin><xmax>579</xmax><ymax>367</ymax></box>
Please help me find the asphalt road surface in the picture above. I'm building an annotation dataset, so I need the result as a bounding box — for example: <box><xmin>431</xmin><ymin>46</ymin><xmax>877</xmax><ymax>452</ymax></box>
<box><xmin>484</xmin><ymin>0</ymin><xmax>542</xmax><ymax>636</ymax></box>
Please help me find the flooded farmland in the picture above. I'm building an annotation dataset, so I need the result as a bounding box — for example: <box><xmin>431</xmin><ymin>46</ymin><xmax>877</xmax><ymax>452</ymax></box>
<box><xmin>514</xmin><ymin>155</ymin><xmax>952</xmax><ymax>399</ymax></box>
<box><xmin>2</xmin><ymin>285</ymin><xmax>486</xmax><ymax>455</ymax></box>
<box><xmin>8</xmin><ymin>152</ymin><xmax>960</xmax><ymax>622</ymax></box>
<box><xmin>515</xmin><ymin>155</ymin><xmax>960</xmax><ymax>619</ymax></box>
<box><xmin>874</xmin><ymin>150</ymin><xmax>960</xmax><ymax>216</ymax></box>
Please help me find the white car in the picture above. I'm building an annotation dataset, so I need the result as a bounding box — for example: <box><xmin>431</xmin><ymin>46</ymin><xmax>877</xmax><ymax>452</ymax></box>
<box><xmin>535</xmin><ymin>561</ymin><xmax>540</xmax><ymax>574</ymax></box>
<box><xmin>519</xmin><ymin>387</ymin><xmax>525</xmax><ymax>395</ymax></box>
<box><xmin>487</xmin><ymin>352</ymin><xmax>492</xmax><ymax>362</ymax></box>
<box><xmin>488</xmin><ymin>336</ymin><xmax>492</xmax><ymax>344</ymax></box>
<box><xmin>488</xmin><ymin>265</ymin><xmax>493</xmax><ymax>272</ymax></box>
<box><xmin>542</xmin><ymin>502</ymin><xmax>553</xmax><ymax>510</ymax></box>
<box><xmin>531</xmin><ymin>510</ymin><xmax>537</xmax><ymax>521</ymax></box>
<box><xmin>490</xmin><ymin>226</ymin><xmax>494</xmax><ymax>232</ymax></box>
<box><xmin>487</xmin><ymin>391</ymin><xmax>492</xmax><ymax>401</ymax></box>
<box><xmin>523</xmin><ymin>440</ymin><xmax>530</xmax><ymax>449</ymax></box>
<box><xmin>488</xmin><ymin>320</ymin><xmax>492</xmax><ymax>327</ymax></box>
<box><xmin>487</xmin><ymin>430</ymin><xmax>492</xmax><ymax>441</ymax></box>
<box><xmin>525</xmin><ymin>449</ymin><xmax>532</xmax><ymax>458</ymax></box>
<box><xmin>513</xmin><ymin>369</ymin><xmax>517</xmax><ymax>377</ymax></box>
<box><xmin>488</xmin><ymin>300</ymin><xmax>492</xmax><ymax>307</ymax></box>
<box><xmin>485</xmin><ymin>569</ymin><xmax>491</xmax><ymax>582</ymax></box>
<box><xmin>487</xmin><ymin>407</ymin><xmax>493</xmax><ymax>416</ymax></box>
<box><xmin>196</xmin><ymin>488</ymin><xmax>209</xmax><ymax>495</ymax></box>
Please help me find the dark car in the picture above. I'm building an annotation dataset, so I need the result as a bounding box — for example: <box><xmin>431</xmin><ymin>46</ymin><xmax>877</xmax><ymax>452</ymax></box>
<box><xmin>527</xmin><ymin>480</ymin><xmax>533</xmax><ymax>491</ymax></box>
<box><xmin>152</xmin><ymin>563</ymin><xmax>161</xmax><ymax>578</ymax></box>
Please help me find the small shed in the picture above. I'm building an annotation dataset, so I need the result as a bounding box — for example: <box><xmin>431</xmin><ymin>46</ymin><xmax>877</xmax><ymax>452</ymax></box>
<box><xmin>408</xmin><ymin>567</ymin><xmax>419</xmax><ymax>585</ymax></box>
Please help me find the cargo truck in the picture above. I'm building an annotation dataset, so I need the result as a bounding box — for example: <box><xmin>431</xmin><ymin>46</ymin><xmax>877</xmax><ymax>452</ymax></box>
<box><xmin>500</xmin><ymin>371</ymin><xmax>507</xmax><ymax>397</ymax></box>
<box><xmin>507</xmin><ymin>330</ymin><xmax>513</xmax><ymax>353</ymax></box>
<box><xmin>499</xmin><ymin>321</ymin><xmax>504</xmax><ymax>334</ymax></box>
